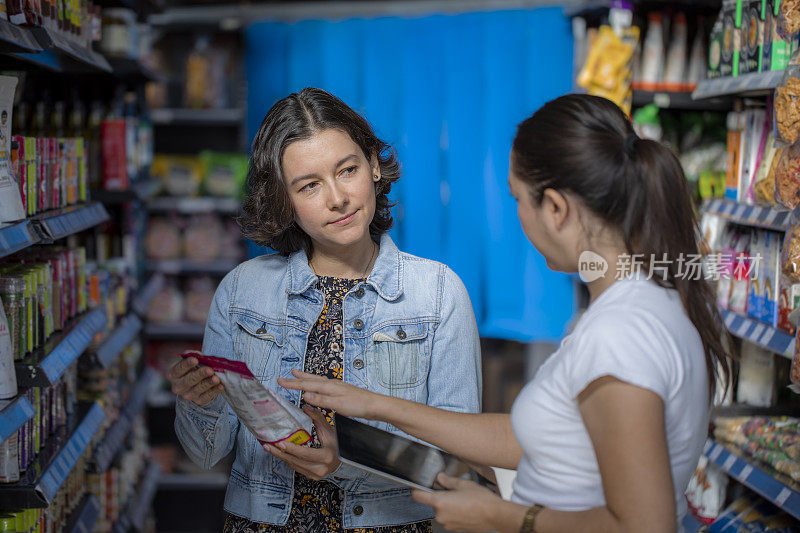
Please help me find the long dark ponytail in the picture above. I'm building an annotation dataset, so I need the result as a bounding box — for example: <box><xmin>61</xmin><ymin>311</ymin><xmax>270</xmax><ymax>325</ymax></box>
<box><xmin>512</xmin><ymin>94</ymin><xmax>730</xmax><ymax>401</ymax></box>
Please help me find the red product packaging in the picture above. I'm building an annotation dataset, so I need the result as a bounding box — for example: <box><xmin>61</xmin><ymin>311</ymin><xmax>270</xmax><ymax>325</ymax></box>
<box><xmin>101</xmin><ymin>119</ymin><xmax>128</xmax><ymax>190</ymax></box>
<box><xmin>11</xmin><ymin>136</ymin><xmax>25</xmax><ymax>214</ymax></box>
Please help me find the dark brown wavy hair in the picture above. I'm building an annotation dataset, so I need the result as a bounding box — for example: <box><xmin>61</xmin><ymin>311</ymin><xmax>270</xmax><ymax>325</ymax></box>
<box><xmin>240</xmin><ymin>87</ymin><xmax>401</xmax><ymax>255</ymax></box>
<box><xmin>512</xmin><ymin>94</ymin><xmax>732</xmax><ymax>402</ymax></box>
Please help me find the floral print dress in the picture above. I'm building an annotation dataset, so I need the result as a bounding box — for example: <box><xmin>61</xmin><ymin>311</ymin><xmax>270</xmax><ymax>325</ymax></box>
<box><xmin>224</xmin><ymin>276</ymin><xmax>433</xmax><ymax>533</ymax></box>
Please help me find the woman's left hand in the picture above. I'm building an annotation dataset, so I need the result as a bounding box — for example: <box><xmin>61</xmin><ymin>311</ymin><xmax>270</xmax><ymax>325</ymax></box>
<box><xmin>263</xmin><ymin>404</ymin><xmax>341</xmax><ymax>481</ymax></box>
<box><xmin>411</xmin><ymin>473</ymin><xmax>505</xmax><ymax>532</ymax></box>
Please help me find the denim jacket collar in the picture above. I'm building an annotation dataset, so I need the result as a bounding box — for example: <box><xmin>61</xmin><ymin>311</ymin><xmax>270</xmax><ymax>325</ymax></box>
<box><xmin>286</xmin><ymin>233</ymin><xmax>402</xmax><ymax>301</ymax></box>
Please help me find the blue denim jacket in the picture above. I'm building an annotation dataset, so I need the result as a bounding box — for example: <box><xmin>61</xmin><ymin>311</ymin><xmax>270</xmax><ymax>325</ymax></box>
<box><xmin>174</xmin><ymin>233</ymin><xmax>482</xmax><ymax>528</ymax></box>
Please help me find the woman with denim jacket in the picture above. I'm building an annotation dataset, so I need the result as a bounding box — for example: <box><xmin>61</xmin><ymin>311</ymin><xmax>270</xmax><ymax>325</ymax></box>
<box><xmin>166</xmin><ymin>87</ymin><xmax>482</xmax><ymax>532</ymax></box>
<box><xmin>283</xmin><ymin>94</ymin><xmax>732</xmax><ymax>532</ymax></box>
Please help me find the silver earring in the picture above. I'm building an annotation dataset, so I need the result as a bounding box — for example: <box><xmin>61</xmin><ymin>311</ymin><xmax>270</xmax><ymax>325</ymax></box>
<box><xmin>374</xmin><ymin>175</ymin><xmax>380</xmax><ymax>181</ymax></box>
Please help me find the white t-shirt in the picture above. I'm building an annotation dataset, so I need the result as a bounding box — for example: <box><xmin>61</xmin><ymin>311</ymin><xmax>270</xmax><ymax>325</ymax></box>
<box><xmin>510</xmin><ymin>277</ymin><xmax>710</xmax><ymax>523</ymax></box>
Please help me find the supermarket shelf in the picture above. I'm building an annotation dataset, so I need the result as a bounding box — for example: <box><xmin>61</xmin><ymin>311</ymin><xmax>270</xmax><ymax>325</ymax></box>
<box><xmin>150</xmin><ymin>108</ymin><xmax>243</xmax><ymax>126</ymax></box>
<box><xmin>34</xmin><ymin>203</ymin><xmax>110</xmax><ymax>241</ymax></box>
<box><xmin>15</xmin><ymin>307</ymin><xmax>108</xmax><ymax>387</ymax></box>
<box><xmin>0</xmin><ymin>402</ymin><xmax>105</xmax><ymax>508</ymax></box>
<box><xmin>0</xmin><ymin>220</ymin><xmax>41</xmax><ymax>259</ymax></box>
<box><xmin>0</xmin><ymin>18</ymin><xmax>43</xmax><ymax>53</ymax></box>
<box><xmin>94</xmin><ymin>314</ymin><xmax>143</xmax><ymax>368</ymax></box>
<box><xmin>91</xmin><ymin>177</ymin><xmax>160</xmax><ymax>205</ymax></box>
<box><xmin>143</xmin><ymin>322</ymin><xmax>204</xmax><ymax>340</ymax></box>
<box><xmin>720</xmin><ymin>308</ymin><xmax>795</xmax><ymax>359</ymax></box>
<box><xmin>158</xmin><ymin>471</ymin><xmax>228</xmax><ymax>490</ymax></box>
<box><xmin>704</xmin><ymin>438</ymin><xmax>800</xmax><ymax>520</ymax></box>
<box><xmin>0</xmin><ymin>395</ymin><xmax>35</xmax><ymax>444</ymax></box>
<box><xmin>66</xmin><ymin>493</ymin><xmax>102</xmax><ymax>533</ymax></box>
<box><xmin>701</xmin><ymin>198</ymin><xmax>791</xmax><ymax>232</ymax></box>
<box><xmin>632</xmin><ymin>90</ymin><xmax>733</xmax><ymax>112</ymax></box>
<box><xmin>7</xmin><ymin>27</ymin><xmax>111</xmax><ymax>72</ymax></box>
<box><xmin>112</xmin><ymin>462</ymin><xmax>161</xmax><ymax>533</ymax></box>
<box><xmin>90</xmin><ymin>368</ymin><xmax>159</xmax><ymax>473</ymax></box>
<box><xmin>693</xmin><ymin>70</ymin><xmax>785</xmax><ymax>100</ymax></box>
<box><xmin>145</xmin><ymin>258</ymin><xmax>238</xmax><ymax>276</ymax></box>
<box><xmin>0</xmin><ymin>204</ymin><xmax>109</xmax><ymax>259</ymax></box>
<box><xmin>131</xmin><ymin>274</ymin><xmax>165</xmax><ymax>317</ymax></box>
<box><xmin>146</xmin><ymin>196</ymin><xmax>241</xmax><ymax>214</ymax></box>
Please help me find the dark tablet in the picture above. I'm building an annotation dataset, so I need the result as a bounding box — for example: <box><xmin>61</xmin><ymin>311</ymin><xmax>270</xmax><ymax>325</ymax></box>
<box><xmin>335</xmin><ymin>414</ymin><xmax>479</xmax><ymax>492</ymax></box>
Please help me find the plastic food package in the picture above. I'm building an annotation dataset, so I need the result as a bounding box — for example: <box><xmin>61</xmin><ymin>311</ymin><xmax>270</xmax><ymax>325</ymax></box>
<box><xmin>782</xmin><ymin>209</ymin><xmax>800</xmax><ymax>282</ymax></box>
<box><xmin>577</xmin><ymin>25</ymin><xmax>638</xmax><ymax>115</ymax></box>
<box><xmin>755</xmin><ymin>139</ymin><xmax>784</xmax><ymax>204</ymax></box>
<box><xmin>146</xmin><ymin>283</ymin><xmax>184</xmax><ymax>324</ymax></box>
<box><xmin>200</xmin><ymin>151</ymin><xmax>248</xmax><ymax>198</ymax></box>
<box><xmin>779</xmin><ymin>0</ymin><xmax>800</xmax><ymax>38</ymax></box>
<box><xmin>774</xmin><ymin>57</ymin><xmax>800</xmax><ymax>145</ymax></box>
<box><xmin>183</xmin><ymin>214</ymin><xmax>223</xmax><ymax>261</ymax></box>
<box><xmin>184</xmin><ymin>277</ymin><xmax>214</xmax><ymax>324</ymax></box>
<box><xmin>737</xmin><ymin>343</ymin><xmax>776</xmax><ymax>407</ymax></box>
<box><xmin>220</xmin><ymin>220</ymin><xmax>245</xmax><ymax>260</ymax></box>
<box><xmin>180</xmin><ymin>352</ymin><xmax>313</xmax><ymax>446</ymax></box>
<box><xmin>685</xmin><ymin>457</ymin><xmax>728</xmax><ymax>525</ymax></box>
<box><xmin>775</xmin><ymin>141</ymin><xmax>800</xmax><ymax>208</ymax></box>
<box><xmin>151</xmin><ymin>155</ymin><xmax>204</xmax><ymax>197</ymax></box>
<box><xmin>145</xmin><ymin>217</ymin><xmax>181</xmax><ymax>260</ymax></box>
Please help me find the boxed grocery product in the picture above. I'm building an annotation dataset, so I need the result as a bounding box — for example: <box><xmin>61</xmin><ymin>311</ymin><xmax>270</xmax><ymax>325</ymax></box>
<box><xmin>764</xmin><ymin>0</ymin><xmax>794</xmax><ymax>71</ymax></box>
<box><xmin>101</xmin><ymin>118</ymin><xmax>128</xmax><ymax>191</ymax></box>
<box><xmin>742</xmin><ymin>0</ymin><xmax>764</xmax><ymax>72</ymax></box>
<box><xmin>778</xmin><ymin>274</ymin><xmax>800</xmax><ymax>333</ymax></box>
<box><xmin>754</xmin><ymin>134</ymin><xmax>781</xmax><ymax>203</ymax></box>
<box><xmin>739</xmin><ymin>108</ymin><xmax>767</xmax><ymax>203</ymax></box>
<box><xmin>729</xmin><ymin>229</ymin><xmax>753</xmax><ymax>313</ymax></box>
<box><xmin>748</xmin><ymin>229</ymin><xmax>767</xmax><ymax>318</ymax></box>
<box><xmin>762</xmin><ymin>230</ymin><xmax>783</xmax><ymax>324</ymax></box>
<box><xmin>726</xmin><ymin>110</ymin><xmax>746</xmax><ymax>199</ymax></box>
<box><xmin>709</xmin><ymin>9</ymin><xmax>725</xmax><ymax>79</ymax></box>
<box><xmin>720</xmin><ymin>0</ymin><xmax>740</xmax><ymax>77</ymax></box>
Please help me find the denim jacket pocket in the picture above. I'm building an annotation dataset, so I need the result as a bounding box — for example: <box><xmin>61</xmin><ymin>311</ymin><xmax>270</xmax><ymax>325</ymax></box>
<box><xmin>232</xmin><ymin>312</ymin><xmax>283</xmax><ymax>379</ymax></box>
<box><xmin>366</xmin><ymin>322</ymin><xmax>432</xmax><ymax>395</ymax></box>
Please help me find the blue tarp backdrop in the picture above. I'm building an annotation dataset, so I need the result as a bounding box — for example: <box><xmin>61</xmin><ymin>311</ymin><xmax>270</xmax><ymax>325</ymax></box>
<box><xmin>245</xmin><ymin>7</ymin><xmax>575</xmax><ymax>343</ymax></box>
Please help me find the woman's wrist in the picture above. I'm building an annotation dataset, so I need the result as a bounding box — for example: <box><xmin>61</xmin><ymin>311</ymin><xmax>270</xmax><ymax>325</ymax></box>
<box><xmin>491</xmin><ymin>500</ymin><xmax>531</xmax><ymax>533</ymax></box>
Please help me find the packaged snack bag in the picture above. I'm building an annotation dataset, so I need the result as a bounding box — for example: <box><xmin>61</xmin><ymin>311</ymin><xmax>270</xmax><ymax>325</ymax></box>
<box><xmin>774</xmin><ymin>139</ymin><xmax>800</xmax><ymax>207</ymax></box>
<box><xmin>180</xmin><ymin>351</ymin><xmax>313</xmax><ymax>446</ymax></box>
<box><xmin>779</xmin><ymin>0</ymin><xmax>800</xmax><ymax>37</ymax></box>
<box><xmin>774</xmin><ymin>53</ymin><xmax>800</xmax><ymax>145</ymax></box>
<box><xmin>782</xmin><ymin>208</ymin><xmax>800</xmax><ymax>280</ymax></box>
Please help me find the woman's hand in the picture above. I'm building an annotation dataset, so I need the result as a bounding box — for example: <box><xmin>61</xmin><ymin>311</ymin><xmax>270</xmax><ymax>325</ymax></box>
<box><xmin>263</xmin><ymin>405</ymin><xmax>341</xmax><ymax>481</ymax></box>
<box><xmin>412</xmin><ymin>473</ymin><xmax>515</xmax><ymax>533</ymax></box>
<box><xmin>278</xmin><ymin>370</ymin><xmax>382</xmax><ymax>419</ymax></box>
<box><xmin>264</xmin><ymin>405</ymin><xmax>341</xmax><ymax>481</ymax></box>
<box><xmin>166</xmin><ymin>354</ymin><xmax>224</xmax><ymax>407</ymax></box>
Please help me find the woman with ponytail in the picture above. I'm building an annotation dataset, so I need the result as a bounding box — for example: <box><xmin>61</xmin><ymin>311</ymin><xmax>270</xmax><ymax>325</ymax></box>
<box><xmin>282</xmin><ymin>94</ymin><xmax>730</xmax><ymax>532</ymax></box>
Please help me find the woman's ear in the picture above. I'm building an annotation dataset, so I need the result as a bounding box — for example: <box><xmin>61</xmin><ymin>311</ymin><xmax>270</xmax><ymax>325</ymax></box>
<box><xmin>541</xmin><ymin>188</ymin><xmax>569</xmax><ymax>231</ymax></box>
<box><xmin>370</xmin><ymin>151</ymin><xmax>381</xmax><ymax>182</ymax></box>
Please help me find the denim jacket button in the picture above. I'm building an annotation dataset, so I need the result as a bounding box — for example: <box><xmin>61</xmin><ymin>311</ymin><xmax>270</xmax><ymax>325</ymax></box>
<box><xmin>396</xmin><ymin>329</ymin><xmax>406</xmax><ymax>340</ymax></box>
<box><xmin>353</xmin><ymin>359</ymin><xmax>364</xmax><ymax>370</ymax></box>
<box><xmin>353</xmin><ymin>319</ymin><xmax>364</xmax><ymax>330</ymax></box>
<box><xmin>256</xmin><ymin>327</ymin><xmax>267</xmax><ymax>335</ymax></box>
<box><xmin>354</xmin><ymin>287</ymin><xmax>365</xmax><ymax>298</ymax></box>
<box><xmin>353</xmin><ymin>505</ymin><xmax>364</xmax><ymax>516</ymax></box>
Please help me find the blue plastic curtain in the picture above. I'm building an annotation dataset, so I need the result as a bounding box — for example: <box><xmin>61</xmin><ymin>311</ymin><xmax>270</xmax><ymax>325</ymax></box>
<box><xmin>245</xmin><ymin>8</ymin><xmax>575</xmax><ymax>342</ymax></box>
